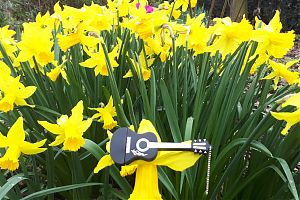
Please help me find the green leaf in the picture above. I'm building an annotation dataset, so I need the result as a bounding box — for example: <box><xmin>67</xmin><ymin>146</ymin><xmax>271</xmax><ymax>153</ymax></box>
<box><xmin>160</xmin><ymin>80</ymin><xmax>182</xmax><ymax>142</ymax></box>
<box><xmin>0</xmin><ymin>174</ymin><xmax>27</xmax><ymax>200</ymax></box>
<box><xmin>83</xmin><ymin>139</ymin><xmax>132</xmax><ymax>197</ymax></box>
<box><xmin>275</xmin><ymin>158</ymin><xmax>299</xmax><ymax>200</ymax></box>
<box><xmin>20</xmin><ymin>183</ymin><xmax>103</xmax><ymax>200</ymax></box>
<box><xmin>158</xmin><ymin>167</ymin><xmax>180</xmax><ymax>200</ymax></box>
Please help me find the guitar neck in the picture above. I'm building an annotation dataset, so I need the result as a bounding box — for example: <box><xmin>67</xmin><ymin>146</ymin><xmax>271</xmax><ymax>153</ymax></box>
<box><xmin>148</xmin><ymin>142</ymin><xmax>192</xmax><ymax>151</ymax></box>
<box><xmin>148</xmin><ymin>141</ymin><xmax>210</xmax><ymax>154</ymax></box>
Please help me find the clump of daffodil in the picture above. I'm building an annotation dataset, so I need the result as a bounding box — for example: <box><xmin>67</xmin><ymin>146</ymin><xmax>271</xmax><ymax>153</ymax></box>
<box><xmin>122</xmin><ymin>0</ymin><xmax>168</xmax><ymax>40</ymax></box>
<box><xmin>262</xmin><ymin>59</ymin><xmax>299</xmax><ymax>90</ymax></box>
<box><xmin>90</xmin><ymin>96</ymin><xmax>117</xmax><ymax>130</ymax></box>
<box><xmin>0</xmin><ymin>117</ymin><xmax>46</xmax><ymax>171</ymax></box>
<box><xmin>38</xmin><ymin>101</ymin><xmax>92</xmax><ymax>151</ymax></box>
<box><xmin>271</xmin><ymin>92</ymin><xmax>300</xmax><ymax>135</ymax></box>
<box><xmin>94</xmin><ymin>119</ymin><xmax>202</xmax><ymax>200</ymax></box>
<box><xmin>0</xmin><ymin>62</ymin><xmax>36</xmax><ymax>112</ymax></box>
<box><xmin>53</xmin><ymin>3</ymin><xmax>111</xmax><ymax>52</ymax></box>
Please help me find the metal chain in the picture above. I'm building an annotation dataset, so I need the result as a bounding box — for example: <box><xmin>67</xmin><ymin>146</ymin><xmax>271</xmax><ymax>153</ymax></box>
<box><xmin>205</xmin><ymin>146</ymin><xmax>212</xmax><ymax>195</ymax></box>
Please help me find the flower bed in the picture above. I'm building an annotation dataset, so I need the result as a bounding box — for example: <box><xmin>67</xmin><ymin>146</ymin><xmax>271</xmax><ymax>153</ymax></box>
<box><xmin>0</xmin><ymin>0</ymin><xmax>299</xmax><ymax>199</ymax></box>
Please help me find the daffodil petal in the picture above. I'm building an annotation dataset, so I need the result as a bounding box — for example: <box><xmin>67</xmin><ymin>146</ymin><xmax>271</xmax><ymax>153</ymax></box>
<box><xmin>94</xmin><ymin>155</ymin><xmax>114</xmax><ymax>173</ymax></box>
<box><xmin>80</xmin><ymin>119</ymin><xmax>93</xmax><ymax>132</ymax></box>
<box><xmin>137</xmin><ymin>119</ymin><xmax>161</xmax><ymax>142</ymax></box>
<box><xmin>282</xmin><ymin>93</ymin><xmax>300</xmax><ymax>108</ymax></box>
<box><xmin>38</xmin><ymin>121</ymin><xmax>64</xmax><ymax>135</ymax></box>
<box><xmin>151</xmin><ymin>150</ymin><xmax>201</xmax><ymax>171</ymax></box>
<box><xmin>271</xmin><ymin>110</ymin><xmax>300</xmax><ymax>135</ymax></box>
<box><xmin>0</xmin><ymin>133</ymin><xmax>8</xmax><ymax>148</ymax></box>
<box><xmin>7</xmin><ymin>117</ymin><xmax>25</xmax><ymax>144</ymax></box>
<box><xmin>120</xmin><ymin>164</ymin><xmax>138</xmax><ymax>177</ymax></box>
<box><xmin>49</xmin><ymin>135</ymin><xmax>65</xmax><ymax>146</ymax></box>
<box><xmin>17</xmin><ymin>86</ymin><xmax>36</xmax><ymax>98</ymax></box>
<box><xmin>20</xmin><ymin>139</ymin><xmax>47</xmax><ymax>155</ymax></box>
<box><xmin>123</xmin><ymin>70</ymin><xmax>133</xmax><ymax>78</ymax></box>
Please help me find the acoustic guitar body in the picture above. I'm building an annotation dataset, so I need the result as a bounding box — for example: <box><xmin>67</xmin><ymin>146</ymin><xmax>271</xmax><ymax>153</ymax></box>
<box><xmin>110</xmin><ymin>127</ymin><xmax>158</xmax><ymax>165</ymax></box>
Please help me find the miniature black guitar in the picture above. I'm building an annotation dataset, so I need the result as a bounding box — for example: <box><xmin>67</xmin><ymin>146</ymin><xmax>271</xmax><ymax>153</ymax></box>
<box><xmin>110</xmin><ymin>127</ymin><xmax>211</xmax><ymax>165</ymax></box>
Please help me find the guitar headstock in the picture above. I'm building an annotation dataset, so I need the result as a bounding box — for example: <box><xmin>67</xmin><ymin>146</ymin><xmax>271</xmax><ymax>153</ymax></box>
<box><xmin>192</xmin><ymin>139</ymin><xmax>211</xmax><ymax>155</ymax></box>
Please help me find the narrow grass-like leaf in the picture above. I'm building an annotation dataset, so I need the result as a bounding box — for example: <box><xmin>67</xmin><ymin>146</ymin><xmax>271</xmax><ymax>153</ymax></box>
<box><xmin>21</xmin><ymin>183</ymin><xmax>103</xmax><ymax>200</ymax></box>
<box><xmin>158</xmin><ymin>167</ymin><xmax>179</xmax><ymax>200</ymax></box>
<box><xmin>0</xmin><ymin>174</ymin><xmax>27</xmax><ymax>200</ymax></box>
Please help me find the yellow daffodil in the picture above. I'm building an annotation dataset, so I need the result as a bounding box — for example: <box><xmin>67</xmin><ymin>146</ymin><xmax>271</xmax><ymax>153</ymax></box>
<box><xmin>38</xmin><ymin>101</ymin><xmax>92</xmax><ymax>151</ymax></box>
<box><xmin>252</xmin><ymin>11</ymin><xmax>295</xmax><ymax>58</ymax></box>
<box><xmin>94</xmin><ymin>119</ymin><xmax>202</xmax><ymax>200</ymax></box>
<box><xmin>122</xmin><ymin>4</ymin><xmax>168</xmax><ymax>40</ymax></box>
<box><xmin>57</xmin><ymin>22</ymin><xmax>100</xmax><ymax>52</ymax></box>
<box><xmin>249</xmin><ymin>51</ymin><xmax>270</xmax><ymax>74</ymax></box>
<box><xmin>177</xmin><ymin>14</ymin><xmax>211</xmax><ymax>55</ymax></box>
<box><xmin>0</xmin><ymin>64</ymin><xmax>36</xmax><ymax>112</ymax></box>
<box><xmin>80</xmin><ymin>45</ymin><xmax>119</xmax><ymax>76</ymax></box>
<box><xmin>271</xmin><ymin>92</ymin><xmax>300</xmax><ymax>135</ymax></box>
<box><xmin>262</xmin><ymin>60</ymin><xmax>299</xmax><ymax>90</ymax></box>
<box><xmin>145</xmin><ymin>37</ymin><xmax>171</xmax><ymax>62</ymax></box>
<box><xmin>107</xmin><ymin>0</ymin><xmax>130</xmax><ymax>17</ymax></box>
<box><xmin>0</xmin><ymin>117</ymin><xmax>46</xmax><ymax>171</ymax></box>
<box><xmin>90</xmin><ymin>96</ymin><xmax>117</xmax><ymax>130</ymax></box>
<box><xmin>35</xmin><ymin>12</ymin><xmax>55</xmax><ymax>31</ymax></box>
<box><xmin>0</xmin><ymin>26</ymin><xmax>17</xmax><ymax>59</ymax></box>
<box><xmin>123</xmin><ymin>53</ymin><xmax>154</xmax><ymax>81</ymax></box>
<box><xmin>84</xmin><ymin>3</ymin><xmax>115</xmax><ymax>31</ymax></box>
<box><xmin>47</xmin><ymin>61</ymin><xmax>68</xmax><ymax>83</ymax></box>
<box><xmin>17</xmin><ymin>22</ymin><xmax>54</xmax><ymax>66</ymax></box>
<box><xmin>174</xmin><ymin>0</ymin><xmax>197</xmax><ymax>12</ymax></box>
<box><xmin>207</xmin><ymin>17</ymin><xmax>253</xmax><ymax>57</ymax></box>
<box><xmin>158</xmin><ymin>1</ymin><xmax>181</xmax><ymax>20</ymax></box>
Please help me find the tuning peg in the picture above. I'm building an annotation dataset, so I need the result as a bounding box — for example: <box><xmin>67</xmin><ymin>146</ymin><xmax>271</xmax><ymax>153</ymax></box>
<box><xmin>204</xmin><ymin>151</ymin><xmax>207</xmax><ymax>154</ymax></box>
<box><xmin>203</xmin><ymin>139</ymin><xmax>206</xmax><ymax>141</ymax></box>
<box><xmin>199</xmin><ymin>150</ymin><xmax>202</xmax><ymax>153</ymax></box>
<box><xmin>194</xmin><ymin>140</ymin><xmax>197</xmax><ymax>142</ymax></box>
<box><xmin>194</xmin><ymin>149</ymin><xmax>198</xmax><ymax>153</ymax></box>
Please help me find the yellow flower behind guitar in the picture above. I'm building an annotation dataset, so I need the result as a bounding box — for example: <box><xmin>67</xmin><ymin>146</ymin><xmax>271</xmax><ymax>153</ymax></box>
<box><xmin>94</xmin><ymin>119</ymin><xmax>207</xmax><ymax>200</ymax></box>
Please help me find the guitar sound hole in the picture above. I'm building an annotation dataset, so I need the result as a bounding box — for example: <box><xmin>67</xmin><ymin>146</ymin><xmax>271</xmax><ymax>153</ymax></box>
<box><xmin>136</xmin><ymin>138</ymin><xmax>150</xmax><ymax>152</ymax></box>
<box><xmin>140</xmin><ymin>141</ymin><xmax>147</xmax><ymax>149</ymax></box>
